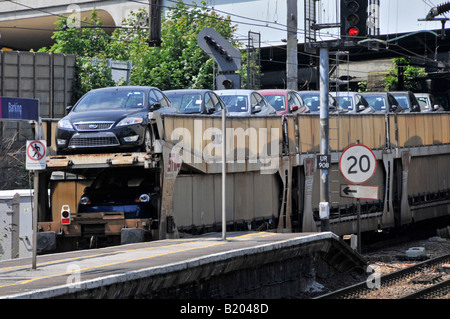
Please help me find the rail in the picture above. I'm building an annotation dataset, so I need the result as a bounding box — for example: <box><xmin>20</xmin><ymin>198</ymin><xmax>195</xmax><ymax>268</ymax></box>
<box><xmin>316</xmin><ymin>253</ymin><xmax>450</xmax><ymax>299</ymax></box>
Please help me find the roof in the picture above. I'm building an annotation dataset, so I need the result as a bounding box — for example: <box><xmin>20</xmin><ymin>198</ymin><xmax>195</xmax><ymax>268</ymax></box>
<box><xmin>259</xmin><ymin>89</ymin><xmax>296</xmax><ymax>94</ymax></box>
<box><xmin>215</xmin><ymin>89</ymin><xmax>255</xmax><ymax>95</ymax></box>
<box><xmin>163</xmin><ymin>89</ymin><xmax>213</xmax><ymax>94</ymax></box>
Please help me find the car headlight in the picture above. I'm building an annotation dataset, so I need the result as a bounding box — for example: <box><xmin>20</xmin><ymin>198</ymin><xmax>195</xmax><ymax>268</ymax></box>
<box><xmin>80</xmin><ymin>196</ymin><xmax>90</xmax><ymax>205</ymax></box>
<box><xmin>58</xmin><ymin>119</ymin><xmax>73</xmax><ymax>129</ymax></box>
<box><xmin>117</xmin><ymin>117</ymin><xmax>143</xmax><ymax>126</ymax></box>
<box><xmin>138</xmin><ymin>194</ymin><xmax>150</xmax><ymax>203</ymax></box>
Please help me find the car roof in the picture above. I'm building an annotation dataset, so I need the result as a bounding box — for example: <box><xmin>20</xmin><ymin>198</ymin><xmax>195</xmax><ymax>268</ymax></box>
<box><xmin>215</xmin><ymin>89</ymin><xmax>255</xmax><ymax>95</ymax></box>
<box><xmin>413</xmin><ymin>93</ymin><xmax>432</xmax><ymax>97</ymax></box>
<box><xmin>330</xmin><ymin>91</ymin><xmax>361</xmax><ymax>96</ymax></box>
<box><xmin>259</xmin><ymin>89</ymin><xmax>296</xmax><ymax>94</ymax></box>
<box><xmin>360</xmin><ymin>92</ymin><xmax>392</xmax><ymax>96</ymax></box>
<box><xmin>164</xmin><ymin>89</ymin><xmax>212</xmax><ymax>94</ymax></box>
<box><xmin>390</xmin><ymin>91</ymin><xmax>413</xmax><ymax>95</ymax></box>
<box><xmin>89</xmin><ymin>86</ymin><xmax>158</xmax><ymax>92</ymax></box>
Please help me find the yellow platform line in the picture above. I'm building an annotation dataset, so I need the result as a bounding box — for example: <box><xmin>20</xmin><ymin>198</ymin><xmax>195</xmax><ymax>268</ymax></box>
<box><xmin>0</xmin><ymin>232</ymin><xmax>272</xmax><ymax>291</ymax></box>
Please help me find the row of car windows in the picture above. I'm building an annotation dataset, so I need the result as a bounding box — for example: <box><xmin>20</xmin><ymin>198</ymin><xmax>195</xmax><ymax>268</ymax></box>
<box><xmin>68</xmin><ymin>86</ymin><xmax>447</xmax><ymax>117</ymax></box>
<box><xmin>55</xmin><ymin>86</ymin><xmax>448</xmax><ymax>155</ymax></box>
<box><xmin>163</xmin><ymin>88</ymin><xmax>447</xmax><ymax>116</ymax></box>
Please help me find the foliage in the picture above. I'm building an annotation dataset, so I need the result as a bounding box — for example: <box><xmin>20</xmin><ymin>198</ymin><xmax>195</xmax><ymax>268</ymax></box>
<box><xmin>384</xmin><ymin>57</ymin><xmax>426</xmax><ymax>91</ymax></box>
<box><xmin>72</xmin><ymin>58</ymin><xmax>116</xmax><ymax>102</ymax></box>
<box><xmin>40</xmin><ymin>11</ymin><xmax>115</xmax><ymax>103</ymax></box>
<box><xmin>41</xmin><ymin>1</ymin><xmax>240</xmax><ymax>99</ymax></box>
<box><xmin>114</xmin><ymin>1</ymin><xmax>238</xmax><ymax>89</ymax></box>
<box><xmin>44</xmin><ymin>10</ymin><xmax>110</xmax><ymax>57</ymax></box>
<box><xmin>357</xmin><ymin>80</ymin><xmax>368</xmax><ymax>92</ymax></box>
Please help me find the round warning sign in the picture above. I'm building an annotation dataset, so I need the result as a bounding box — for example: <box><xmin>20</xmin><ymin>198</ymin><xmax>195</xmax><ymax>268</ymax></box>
<box><xmin>26</xmin><ymin>140</ymin><xmax>47</xmax><ymax>170</ymax></box>
<box><xmin>339</xmin><ymin>144</ymin><xmax>377</xmax><ymax>184</ymax></box>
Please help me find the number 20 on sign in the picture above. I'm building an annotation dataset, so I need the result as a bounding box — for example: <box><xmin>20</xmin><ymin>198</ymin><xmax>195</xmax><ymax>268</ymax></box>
<box><xmin>339</xmin><ymin>144</ymin><xmax>377</xmax><ymax>184</ymax></box>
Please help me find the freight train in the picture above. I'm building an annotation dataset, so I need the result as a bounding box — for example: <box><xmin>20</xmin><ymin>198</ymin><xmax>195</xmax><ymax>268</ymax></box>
<box><xmin>33</xmin><ymin>111</ymin><xmax>450</xmax><ymax>252</ymax></box>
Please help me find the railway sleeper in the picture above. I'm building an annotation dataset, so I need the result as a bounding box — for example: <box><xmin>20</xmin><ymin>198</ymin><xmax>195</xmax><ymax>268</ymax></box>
<box><xmin>411</xmin><ymin>274</ymin><xmax>443</xmax><ymax>285</ymax></box>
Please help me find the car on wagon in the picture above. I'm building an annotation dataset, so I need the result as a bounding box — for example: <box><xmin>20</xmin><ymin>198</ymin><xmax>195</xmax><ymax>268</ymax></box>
<box><xmin>297</xmin><ymin>90</ymin><xmax>347</xmax><ymax>113</ymax></box>
<box><xmin>215</xmin><ymin>89</ymin><xmax>276</xmax><ymax>116</ymax></box>
<box><xmin>56</xmin><ymin>86</ymin><xmax>177</xmax><ymax>154</ymax></box>
<box><xmin>259</xmin><ymin>89</ymin><xmax>310</xmax><ymax>115</ymax></box>
<box><xmin>330</xmin><ymin>91</ymin><xmax>375</xmax><ymax>114</ymax></box>
<box><xmin>414</xmin><ymin>93</ymin><xmax>444</xmax><ymax>112</ymax></box>
<box><xmin>359</xmin><ymin>92</ymin><xmax>405</xmax><ymax>113</ymax></box>
<box><xmin>163</xmin><ymin>89</ymin><xmax>226</xmax><ymax>114</ymax></box>
<box><xmin>390</xmin><ymin>91</ymin><xmax>421</xmax><ymax>112</ymax></box>
<box><xmin>78</xmin><ymin>166</ymin><xmax>159</xmax><ymax>220</ymax></box>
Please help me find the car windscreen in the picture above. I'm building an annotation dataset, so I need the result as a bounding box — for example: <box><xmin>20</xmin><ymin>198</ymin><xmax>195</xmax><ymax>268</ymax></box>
<box><xmin>165</xmin><ymin>93</ymin><xmax>202</xmax><ymax>113</ymax></box>
<box><xmin>263</xmin><ymin>95</ymin><xmax>286</xmax><ymax>111</ymax></box>
<box><xmin>74</xmin><ymin>90</ymin><xmax>146</xmax><ymax>112</ymax></box>
<box><xmin>220</xmin><ymin>95</ymin><xmax>248</xmax><ymax>112</ymax></box>
<box><xmin>334</xmin><ymin>96</ymin><xmax>353</xmax><ymax>110</ymax></box>
<box><xmin>364</xmin><ymin>95</ymin><xmax>387</xmax><ymax>111</ymax></box>
<box><xmin>416</xmin><ymin>97</ymin><xmax>428</xmax><ymax>110</ymax></box>
<box><xmin>392</xmin><ymin>95</ymin><xmax>410</xmax><ymax>110</ymax></box>
<box><xmin>91</xmin><ymin>168</ymin><xmax>156</xmax><ymax>191</ymax></box>
<box><xmin>299</xmin><ymin>94</ymin><xmax>320</xmax><ymax>112</ymax></box>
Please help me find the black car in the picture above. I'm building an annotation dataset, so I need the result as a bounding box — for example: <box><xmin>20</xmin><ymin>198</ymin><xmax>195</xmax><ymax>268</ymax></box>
<box><xmin>163</xmin><ymin>89</ymin><xmax>226</xmax><ymax>114</ymax></box>
<box><xmin>78</xmin><ymin>167</ymin><xmax>159</xmax><ymax>220</ymax></box>
<box><xmin>56</xmin><ymin>86</ymin><xmax>177</xmax><ymax>154</ymax></box>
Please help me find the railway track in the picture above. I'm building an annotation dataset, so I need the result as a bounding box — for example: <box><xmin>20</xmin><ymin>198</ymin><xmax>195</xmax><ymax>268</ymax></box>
<box><xmin>401</xmin><ymin>277</ymin><xmax>450</xmax><ymax>299</ymax></box>
<box><xmin>315</xmin><ymin>253</ymin><xmax>450</xmax><ymax>299</ymax></box>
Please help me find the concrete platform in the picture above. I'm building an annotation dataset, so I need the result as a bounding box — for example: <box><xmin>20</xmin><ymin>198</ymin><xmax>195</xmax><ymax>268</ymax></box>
<box><xmin>0</xmin><ymin>231</ymin><xmax>367</xmax><ymax>299</ymax></box>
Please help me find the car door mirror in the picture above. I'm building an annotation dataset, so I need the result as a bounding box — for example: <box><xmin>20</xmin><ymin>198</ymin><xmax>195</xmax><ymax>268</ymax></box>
<box><xmin>433</xmin><ymin>104</ymin><xmax>440</xmax><ymax>111</ymax></box>
<box><xmin>291</xmin><ymin>105</ymin><xmax>298</xmax><ymax>112</ymax></box>
<box><xmin>66</xmin><ymin>105</ymin><xmax>73</xmax><ymax>113</ymax></box>
<box><xmin>252</xmin><ymin>105</ymin><xmax>262</xmax><ymax>114</ymax></box>
<box><xmin>206</xmin><ymin>106</ymin><xmax>215</xmax><ymax>114</ymax></box>
<box><xmin>149</xmin><ymin>102</ymin><xmax>161</xmax><ymax>111</ymax></box>
<box><xmin>412</xmin><ymin>104</ymin><xmax>421</xmax><ymax>112</ymax></box>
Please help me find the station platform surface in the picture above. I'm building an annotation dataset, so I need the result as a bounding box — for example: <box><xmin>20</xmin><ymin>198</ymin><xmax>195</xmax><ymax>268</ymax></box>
<box><xmin>0</xmin><ymin>231</ymin><xmax>362</xmax><ymax>299</ymax></box>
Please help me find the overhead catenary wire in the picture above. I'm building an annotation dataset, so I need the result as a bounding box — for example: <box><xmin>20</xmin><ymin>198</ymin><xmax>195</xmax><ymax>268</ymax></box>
<box><xmin>1</xmin><ymin>0</ymin><xmax>449</xmax><ymax>73</ymax></box>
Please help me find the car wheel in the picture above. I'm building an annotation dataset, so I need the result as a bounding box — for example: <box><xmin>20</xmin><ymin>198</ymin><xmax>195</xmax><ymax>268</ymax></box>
<box><xmin>141</xmin><ymin>126</ymin><xmax>154</xmax><ymax>153</ymax></box>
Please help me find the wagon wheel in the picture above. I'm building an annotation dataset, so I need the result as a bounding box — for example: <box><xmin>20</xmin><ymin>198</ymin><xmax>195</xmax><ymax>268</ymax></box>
<box><xmin>141</xmin><ymin>126</ymin><xmax>155</xmax><ymax>153</ymax></box>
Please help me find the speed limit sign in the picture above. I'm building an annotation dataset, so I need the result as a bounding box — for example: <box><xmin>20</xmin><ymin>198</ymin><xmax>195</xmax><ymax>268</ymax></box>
<box><xmin>339</xmin><ymin>144</ymin><xmax>377</xmax><ymax>184</ymax></box>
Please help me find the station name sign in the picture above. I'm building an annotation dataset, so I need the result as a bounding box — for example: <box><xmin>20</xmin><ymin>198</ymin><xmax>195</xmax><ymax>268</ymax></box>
<box><xmin>0</xmin><ymin>97</ymin><xmax>39</xmax><ymax>121</ymax></box>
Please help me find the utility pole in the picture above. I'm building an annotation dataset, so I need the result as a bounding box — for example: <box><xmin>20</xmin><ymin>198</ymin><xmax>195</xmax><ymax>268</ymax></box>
<box><xmin>319</xmin><ymin>47</ymin><xmax>330</xmax><ymax>232</ymax></box>
<box><xmin>148</xmin><ymin>0</ymin><xmax>162</xmax><ymax>47</ymax></box>
<box><xmin>286</xmin><ymin>0</ymin><xmax>298</xmax><ymax>89</ymax></box>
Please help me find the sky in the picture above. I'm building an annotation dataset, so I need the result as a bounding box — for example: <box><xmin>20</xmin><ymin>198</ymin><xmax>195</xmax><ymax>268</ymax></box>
<box><xmin>177</xmin><ymin>0</ymin><xmax>448</xmax><ymax>47</ymax></box>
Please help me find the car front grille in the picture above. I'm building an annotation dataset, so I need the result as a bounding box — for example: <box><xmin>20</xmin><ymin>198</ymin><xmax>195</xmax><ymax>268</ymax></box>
<box><xmin>68</xmin><ymin>133</ymin><xmax>120</xmax><ymax>148</ymax></box>
<box><xmin>74</xmin><ymin>122</ymin><xmax>115</xmax><ymax>131</ymax></box>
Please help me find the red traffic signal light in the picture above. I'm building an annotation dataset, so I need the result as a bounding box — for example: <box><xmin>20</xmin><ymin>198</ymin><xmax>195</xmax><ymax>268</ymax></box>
<box><xmin>348</xmin><ymin>27</ymin><xmax>360</xmax><ymax>37</ymax></box>
<box><xmin>340</xmin><ymin>0</ymin><xmax>367</xmax><ymax>39</ymax></box>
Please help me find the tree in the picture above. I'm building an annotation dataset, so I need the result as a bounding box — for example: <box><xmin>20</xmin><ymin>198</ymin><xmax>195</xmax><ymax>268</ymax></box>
<box><xmin>111</xmin><ymin>1</ymin><xmax>238</xmax><ymax>90</ymax></box>
<box><xmin>384</xmin><ymin>57</ymin><xmax>426</xmax><ymax>91</ymax></box>
<box><xmin>39</xmin><ymin>10</ymin><xmax>115</xmax><ymax>103</ymax></box>
<box><xmin>41</xmin><ymin>1</ymin><xmax>240</xmax><ymax>99</ymax></box>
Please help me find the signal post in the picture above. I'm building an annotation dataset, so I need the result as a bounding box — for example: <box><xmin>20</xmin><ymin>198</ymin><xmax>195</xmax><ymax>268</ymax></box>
<box><xmin>305</xmin><ymin>0</ymin><xmax>373</xmax><ymax>231</ymax></box>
